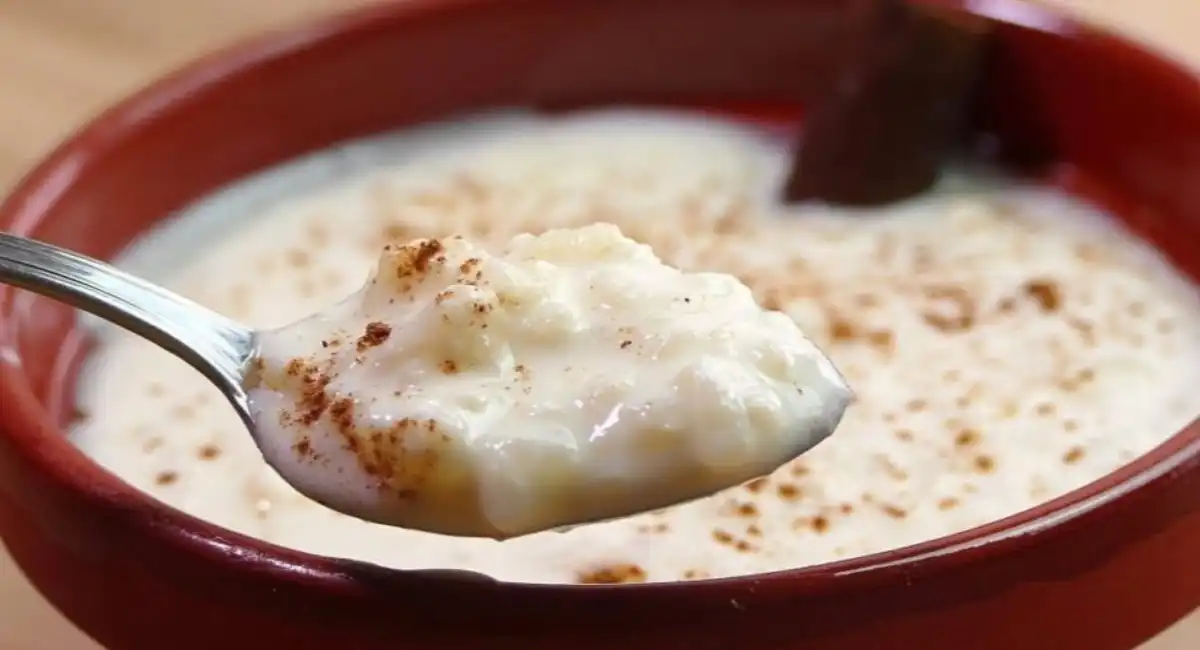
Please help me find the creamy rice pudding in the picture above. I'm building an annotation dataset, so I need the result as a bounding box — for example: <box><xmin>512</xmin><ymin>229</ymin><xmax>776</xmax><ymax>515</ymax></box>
<box><xmin>72</xmin><ymin>110</ymin><xmax>1200</xmax><ymax>583</ymax></box>
<box><xmin>248</xmin><ymin>224</ymin><xmax>850</xmax><ymax>538</ymax></box>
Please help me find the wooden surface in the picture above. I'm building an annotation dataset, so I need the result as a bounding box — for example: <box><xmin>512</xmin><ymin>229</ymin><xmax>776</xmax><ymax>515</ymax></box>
<box><xmin>0</xmin><ymin>0</ymin><xmax>1197</xmax><ymax>648</ymax></box>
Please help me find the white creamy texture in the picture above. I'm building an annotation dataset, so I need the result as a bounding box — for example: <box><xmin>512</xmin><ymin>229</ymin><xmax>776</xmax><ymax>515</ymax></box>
<box><xmin>246</xmin><ymin>224</ymin><xmax>849</xmax><ymax>537</ymax></box>
<box><xmin>73</xmin><ymin>110</ymin><xmax>1200</xmax><ymax>583</ymax></box>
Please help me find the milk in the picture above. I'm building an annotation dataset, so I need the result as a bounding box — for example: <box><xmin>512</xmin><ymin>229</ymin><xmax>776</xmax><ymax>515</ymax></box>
<box><xmin>72</xmin><ymin>109</ymin><xmax>1200</xmax><ymax>583</ymax></box>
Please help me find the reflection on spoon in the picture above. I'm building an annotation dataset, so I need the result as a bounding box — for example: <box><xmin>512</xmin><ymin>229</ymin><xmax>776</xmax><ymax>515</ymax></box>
<box><xmin>0</xmin><ymin>223</ymin><xmax>851</xmax><ymax>539</ymax></box>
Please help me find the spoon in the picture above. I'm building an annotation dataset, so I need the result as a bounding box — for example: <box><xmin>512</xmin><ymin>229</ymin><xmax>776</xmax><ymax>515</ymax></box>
<box><xmin>0</xmin><ymin>227</ymin><xmax>851</xmax><ymax>539</ymax></box>
<box><xmin>0</xmin><ymin>232</ymin><xmax>258</xmax><ymax>428</ymax></box>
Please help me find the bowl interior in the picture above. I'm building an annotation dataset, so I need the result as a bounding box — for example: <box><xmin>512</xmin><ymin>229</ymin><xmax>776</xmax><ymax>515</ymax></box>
<box><xmin>1</xmin><ymin>0</ymin><xmax>1200</xmax><ymax>630</ymax></box>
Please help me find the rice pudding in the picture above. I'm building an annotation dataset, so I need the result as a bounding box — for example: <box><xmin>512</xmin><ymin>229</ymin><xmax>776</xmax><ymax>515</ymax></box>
<box><xmin>247</xmin><ymin>224</ymin><xmax>851</xmax><ymax>538</ymax></box>
<box><xmin>72</xmin><ymin>110</ymin><xmax>1200</xmax><ymax>583</ymax></box>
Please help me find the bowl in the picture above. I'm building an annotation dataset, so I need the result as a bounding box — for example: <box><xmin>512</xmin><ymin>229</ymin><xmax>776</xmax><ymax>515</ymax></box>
<box><xmin>1</xmin><ymin>0</ymin><xmax>1199</xmax><ymax>648</ymax></box>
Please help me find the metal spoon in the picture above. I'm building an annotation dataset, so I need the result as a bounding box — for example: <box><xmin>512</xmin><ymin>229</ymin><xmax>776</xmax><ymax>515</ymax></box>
<box><xmin>0</xmin><ymin>231</ymin><xmax>851</xmax><ymax>539</ymax></box>
<box><xmin>0</xmin><ymin>232</ymin><xmax>258</xmax><ymax>431</ymax></box>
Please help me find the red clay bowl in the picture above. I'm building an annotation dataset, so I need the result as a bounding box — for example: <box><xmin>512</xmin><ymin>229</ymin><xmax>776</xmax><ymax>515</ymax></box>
<box><xmin>1</xmin><ymin>0</ymin><xmax>1198</xmax><ymax>648</ymax></box>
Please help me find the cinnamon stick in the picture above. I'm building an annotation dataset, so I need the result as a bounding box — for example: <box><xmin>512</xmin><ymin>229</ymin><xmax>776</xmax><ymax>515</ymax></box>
<box><xmin>785</xmin><ymin>1</ymin><xmax>993</xmax><ymax>206</ymax></box>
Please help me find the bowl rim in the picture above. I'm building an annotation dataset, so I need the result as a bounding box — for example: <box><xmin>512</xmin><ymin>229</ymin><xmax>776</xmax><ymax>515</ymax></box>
<box><xmin>1</xmin><ymin>0</ymin><xmax>1199</xmax><ymax>602</ymax></box>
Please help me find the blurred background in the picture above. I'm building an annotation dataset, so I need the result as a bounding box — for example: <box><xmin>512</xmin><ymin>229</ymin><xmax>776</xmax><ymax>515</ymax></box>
<box><xmin>0</xmin><ymin>0</ymin><xmax>1196</xmax><ymax>648</ymax></box>
<box><xmin>1</xmin><ymin>0</ymin><xmax>1200</xmax><ymax>193</ymax></box>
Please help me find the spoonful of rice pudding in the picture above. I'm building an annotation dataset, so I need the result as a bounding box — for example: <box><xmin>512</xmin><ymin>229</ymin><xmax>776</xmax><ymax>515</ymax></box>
<box><xmin>0</xmin><ymin>223</ymin><xmax>851</xmax><ymax>538</ymax></box>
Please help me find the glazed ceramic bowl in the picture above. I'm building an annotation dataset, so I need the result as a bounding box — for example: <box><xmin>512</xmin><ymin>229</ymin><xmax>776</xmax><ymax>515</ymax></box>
<box><xmin>1</xmin><ymin>0</ymin><xmax>1198</xmax><ymax>649</ymax></box>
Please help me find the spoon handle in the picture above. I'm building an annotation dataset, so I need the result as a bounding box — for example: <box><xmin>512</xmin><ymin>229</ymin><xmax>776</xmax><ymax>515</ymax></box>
<box><xmin>0</xmin><ymin>232</ymin><xmax>255</xmax><ymax>397</ymax></box>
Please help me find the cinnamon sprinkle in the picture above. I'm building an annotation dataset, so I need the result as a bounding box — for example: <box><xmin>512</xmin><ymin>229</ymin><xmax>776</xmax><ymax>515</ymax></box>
<box><xmin>356</xmin><ymin>322</ymin><xmax>393</xmax><ymax>352</ymax></box>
